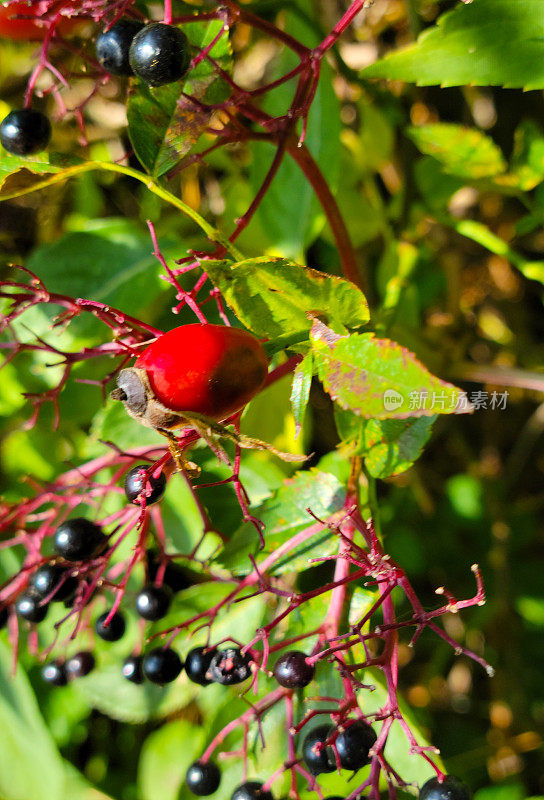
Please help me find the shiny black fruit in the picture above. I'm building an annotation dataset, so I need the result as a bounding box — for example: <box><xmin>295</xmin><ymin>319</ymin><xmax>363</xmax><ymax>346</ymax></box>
<box><xmin>129</xmin><ymin>23</ymin><xmax>191</xmax><ymax>87</ymax></box>
<box><xmin>0</xmin><ymin>109</ymin><xmax>51</xmax><ymax>156</ymax></box>
<box><xmin>96</xmin><ymin>18</ymin><xmax>145</xmax><ymax>76</ymax></box>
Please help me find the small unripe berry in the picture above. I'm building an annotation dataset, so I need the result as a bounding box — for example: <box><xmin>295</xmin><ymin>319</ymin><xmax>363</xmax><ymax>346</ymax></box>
<box><xmin>135</xmin><ymin>584</ymin><xmax>172</xmax><ymax>621</ymax></box>
<box><xmin>207</xmin><ymin>648</ymin><xmax>252</xmax><ymax>685</ymax></box>
<box><xmin>65</xmin><ymin>651</ymin><xmax>95</xmax><ymax>679</ymax></box>
<box><xmin>54</xmin><ymin>518</ymin><xmax>106</xmax><ymax>562</ymax></box>
<box><xmin>273</xmin><ymin>650</ymin><xmax>314</xmax><ymax>689</ymax></box>
<box><xmin>15</xmin><ymin>592</ymin><xmax>48</xmax><ymax>623</ymax></box>
<box><xmin>122</xmin><ymin>655</ymin><xmax>145</xmax><ymax>684</ymax></box>
<box><xmin>0</xmin><ymin>108</ymin><xmax>51</xmax><ymax>156</ymax></box>
<box><xmin>96</xmin><ymin>18</ymin><xmax>145</xmax><ymax>76</ymax></box>
<box><xmin>231</xmin><ymin>782</ymin><xmax>273</xmax><ymax>800</ymax></box>
<box><xmin>95</xmin><ymin>610</ymin><xmax>126</xmax><ymax>642</ymax></box>
<box><xmin>143</xmin><ymin>647</ymin><xmax>183</xmax><ymax>684</ymax></box>
<box><xmin>419</xmin><ymin>776</ymin><xmax>472</xmax><ymax>800</ymax></box>
<box><xmin>186</xmin><ymin>761</ymin><xmax>221</xmax><ymax>796</ymax></box>
<box><xmin>129</xmin><ymin>23</ymin><xmax>191</xmax><ymax>87</ymax></box>
<box><xmin>124</xmin><ymin>464</ymin><xmax>166</xmax><ymax>505</ymax></box>
<box><xmin>302</xmin><ymin>724</ymin><xmax>335</xmax><ymax>775</ymax></box>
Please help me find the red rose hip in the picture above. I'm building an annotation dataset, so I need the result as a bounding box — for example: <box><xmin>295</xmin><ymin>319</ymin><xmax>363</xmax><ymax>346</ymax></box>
<box><xmin>112</xmin><ymin>324</ymin><xmax>268</xmax><ymax>429</ymax></box>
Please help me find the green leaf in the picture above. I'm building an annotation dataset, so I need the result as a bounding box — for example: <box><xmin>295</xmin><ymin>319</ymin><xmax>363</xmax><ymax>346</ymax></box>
<box><xmin>75</xmin><ymin>585</ymin><xmax>266</xmax><ymax>722</ymax></box>
<box><xmin>335</xmin><ymin>408</ymin><xmax>436</xmax><ymax>478</ymax></box>
<box><xmin>290</xmin><ymin>352</ymin><xmax>313</xmax><ymax>436</ymax></box>
<box><xmin>502</xmin><ymin>119</ymin><xmax>544</xmax><ymax>190</ymax></box>
<box><xmin>74</xmin><ymin>661</ymin><xmax>199</xmax><ymax>724</ymax></box>
<box><xmin>218</xmin><ymin>470</ymin><xmax>346</xmax><ymax>575</ymax></box>
<box><xmin>474</xmin><ymin>785</ymin><xmax>526</xmax><ymax>800</ymax></box>
<box><xmin>0</xmin><ymin>640</ymin><xmax>65</xmax><ymax>800</ymax></box>
<box><xmin>447</xmin><ymin>217</ymin><xmax>544</xmax><ymax>286</ymax></box>
<box><xmin>516</xmin><ymin>596</ymin><xmax>544</xmax><ymax>626</ymax></box>
<box><xmin>408</xmin><ymin>124</ymin><xmax>507</xmax><ymax>179</ymax></box>
<box><xmin>0</xmin><ymin>149</ymin><xmax>83</xmax><ymax>194</ymax></box>
<box><xmin>248</xmin><ymin>4</ymin><xmax>341</xmax><ymax>258</ymax></box>
<box><xmin>0</xmin><ymin>639</ymin><xmax>111</xmax><ymax>800</ymax></box>
<box><xmin>205</xmin><ymin>257</ymin><xmax>369</xmax><ymax>338</ymax></box>
<box><xmin>127</xmin><ymin>20</ymin><xmax>231</xmax><ymax>177</ymax></box>
<box><xmin>363</xmin><ymin>0</ymin><xmax>544</xmax><ymax>90</ymax></box>
<box><xmin>89</xmin><ymin>400</ymin><xmax>164</xmax><ymax>453</ymax></box>
<box><xmin>310</xmin><ymin>320</ymin><xmax>470</xmax><ymax>419</ymax></box>
<box><xmin>138</xmin><ymin>719</ymin><xmax>206</xmax><ymax>800</ymax></box>
<box><xmin>26</xmin><ymin>218</ymin><xmax>166</xmax><ymax>317</ymax></box>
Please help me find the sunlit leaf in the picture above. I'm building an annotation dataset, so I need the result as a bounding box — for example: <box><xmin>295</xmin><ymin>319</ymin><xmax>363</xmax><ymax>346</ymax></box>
<box><xmin>311</xmin><ymin>320</ymin><xmax>470</xmax><ymax>419</ymax></box>
<box><xmin>364</xmin><ymin>0</ymin><xmax>544</xmax><ymax>90</ymax></box>
<box><xmin>205</xmin><ymin>257</ymin><xmax>369</xmax><ymax>338</ymax></box>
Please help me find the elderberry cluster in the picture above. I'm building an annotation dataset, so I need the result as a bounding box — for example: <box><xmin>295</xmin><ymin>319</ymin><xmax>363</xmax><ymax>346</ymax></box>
<box><xmin>0</xmin><ymin>16</ymin><xmax>191</xmax><ymax>157</ymax></box>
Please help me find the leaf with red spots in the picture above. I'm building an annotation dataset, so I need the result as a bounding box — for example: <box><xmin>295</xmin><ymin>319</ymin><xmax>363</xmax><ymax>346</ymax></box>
<box><xmin>310</xmin><ymin>319</ymin><xmax>471</xmax><ymax>419</ymax></box>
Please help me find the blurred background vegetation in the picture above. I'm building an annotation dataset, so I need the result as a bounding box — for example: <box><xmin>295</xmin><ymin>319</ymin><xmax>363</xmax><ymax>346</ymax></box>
<box><xmin>1</xmin><ymin>1</ymin><xmax>543</xmax><ymax>799</ymax></box>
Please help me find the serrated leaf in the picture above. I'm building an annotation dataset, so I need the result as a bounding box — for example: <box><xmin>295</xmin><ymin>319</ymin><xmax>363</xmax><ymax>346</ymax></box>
<box><xmin>127</xmin><ymin>20</ymin><xmax>231</xmax><ymax>177</ymax></box>
<box><xmin>311</xmin><ymin>320</ymin><xmax>470</xmax><ymax>419</ymax></box>
<box><xmin>0</xmin><ymin>150</ymin><xmax>83</xmax><ymax>195</ymax></box>
<box><xmin>218</xmin><ymin>470</ymin><xmax>346</xmax><ymax>575</ymax></box>
<box><xmin>335</xmin><ymin>409</ymin><xmax>436</xmax><ymax>478</ymax></box>
<box><xmin>408</xmin><ymin>124</ymin><xmax>507</xmax><ymax>179</ymax></box>
<box><xmin>205</xmin><ymin>257</ymin><xmax>369</xmax><ymax>338</ymax></box>
<box><xmin>290</xmin><ymin>352</ymin><xmax>313</xmax><ymax>437</ymax></box>
<box><xmin>363</xmin><ymin>0</ymin><xmax>544</xmax><ymax>90</ymax></box>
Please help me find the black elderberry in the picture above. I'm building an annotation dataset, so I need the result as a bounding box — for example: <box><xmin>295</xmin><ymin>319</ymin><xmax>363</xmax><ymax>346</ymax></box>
<box><xmin>186</xmin><ymin>760</ymin><xmax>221</xmax><ymax>796</ymax></box>
<box><xmin>335</xmin><ymin>720</ymin><xmax>377</xmax><ymax>771</ymax></box>
<box><xmin>28</xmin><ymin>564</ymin><xmax>78</xmax><ymax>602</ymax></box>
<box><xmin>143</xmin><ymin>647</ymin><xmax>183</xmax><ymax>684</ymax></box>
<box><xmin>129</xmin><ymin>23</ymin><xmax>191</xmax><ymax>87</ymax></box>
<box><xmin>146</xmin><ymin>551</ymin><xmax>194</xmax><ymax>593</ymax></box>
<box><xmin>302</xmin><ymin>724</ymin><xmax>335</xmax><ymax>775</ymax></box>
<box><xmin>231</xmin><ymin>782</ymin><xmax>273</xmax><ymax>800</ymax></box>
<box><xmin>124</xmin><ymin>464</ymin><xmax>166</xmax><ymax>505</ymax></box>
<box><xmin>0</xmin><ymin>606</ymin><xmax>9</xmax><ymax>629</ymax></box>
<box><xmin>135</xmin><ymin>584</ymin><xmax>172</xmax><ymax>621</ymax></box>
<box><xmin>207</xmin><ymin>648</ymin><xmax>252</xmax><ymax>686</ymax></box>
<box><xmin>95</xmin><ymin>610</ymin><xmax>126</xmax><ymax>642</ymax></box>
<box><xmin>15</xmin><ymin>591</ymin><xmax>48</xmax><ymax>623</ymax></box>
<box><xmin>0</xmin><ymin>108</ymin><xmax>51</xmax><ymax>156</ymax></box>
<box><xmin>96</xmin><ymin>18</ymin><xmax>145</xmax><ymax>76</ymax></box>
<box><xmin>273</xmin><ymin>650</ymin><xmax>314</xmax><ymax>689</ymax></box>
<box><xmin>54</xmin><ymin>518</ymin><xmax>106</xmax><ymax>562</ymax></box>
<box><xmin>65</xmin><ymin>651</ymin><xmax>95</xmax><ymax>679</ymax></box>
<box><xmin>42</xmin><ymin>659</ymin><xmax>68</xmax><ymax>686</ymax></box>
<box><xmin>122</xmin><ymin>655</ymin><xmax>145</xmax><ymax>684</ymax></box>
<box><xmin>419</xmin><ymin>776</ymin><xmax>472</xmax><ymax>800</ymax></box>
<box><xmin>185</xmin><ymin>646</ymin><xmax>216</xmax><ymax>686</ymax></box>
